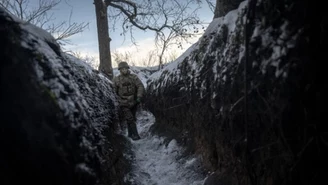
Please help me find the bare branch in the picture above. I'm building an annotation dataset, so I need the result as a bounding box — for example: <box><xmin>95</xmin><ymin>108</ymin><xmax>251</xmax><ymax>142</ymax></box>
<box><xmin>0</xmin><ymin>0</ymin><xmax>89</xmax><ymax>45</ymax></box>
<box><xmin>105</xmin><ymin>0</ymin><xmax>209</xmax><ymax>67</ymax></box>
<box><xmin>26</xmin><ymin>0</ymin><xmax>60</xmax><ymax>24</ymax></box>
<box><xmin>94</xmin><ymin>0</ymin><xmax>213</xmax><ymax>70</ymax></box>
<box><xmin>108</xmin><ymin>1</ymin><xmax>164</xmax><ymax>32</ymax></box>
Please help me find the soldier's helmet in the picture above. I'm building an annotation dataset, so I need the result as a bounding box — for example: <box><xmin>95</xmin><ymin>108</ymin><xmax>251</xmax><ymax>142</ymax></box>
<box><xmin>118</xmin><ymin>61</ymin><xmax>130</xmax><ymax>70</ymax></box>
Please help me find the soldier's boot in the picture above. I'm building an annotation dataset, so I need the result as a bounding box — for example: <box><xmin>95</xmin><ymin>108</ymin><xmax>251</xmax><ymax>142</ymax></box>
<box><xmin>128</xmin><ymin>121</ymin><xmax>140</xmax><ymax>140</ymax></box>
<box><xmin>127</xmin><ymin>123</ymin><xmax>133</xmax><ymax>138</ymax></box>
<box><xmin>120</xmin><ymin>121</ymin><xmax>127</xmax><ymax>134</ymax></box>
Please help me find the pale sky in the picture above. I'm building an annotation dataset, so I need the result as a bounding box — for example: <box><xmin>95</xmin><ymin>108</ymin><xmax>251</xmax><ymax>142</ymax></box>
<box><xmin>32</xmin><ymin>0</ymin><xmax>215</xmax><ymax>67</ymax></box>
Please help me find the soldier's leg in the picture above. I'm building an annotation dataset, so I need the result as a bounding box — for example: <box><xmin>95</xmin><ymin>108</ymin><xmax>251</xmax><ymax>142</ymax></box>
<box><xmin>122</xmin><ymin>107</ymin><xmax>139</xmax><ymax>140</ymax></box>
<box><xmin>121</xmin><ymin>107</ymin><xmax>132</xmax><ymax>137</ymax></box>
<box><xmin>129</xmin><ymin>106</ymin><xmax>140</xmax><ymax>140</ymax></box>
<box><xmin>119</xmin><ymin>108</ymin><xmax>127</xmax><ymax>132</ymax></box>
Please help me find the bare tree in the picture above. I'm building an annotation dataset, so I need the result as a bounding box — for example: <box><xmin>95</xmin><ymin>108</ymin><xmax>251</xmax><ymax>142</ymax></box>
<box><xmin>94</xmin><ymin>0</ymin><xmax>113</xmax><ymax>79</ymax></box>
<box><xmin>94</xmin><ymin>0</ymin><xmax>210</xmax><ymax>78</ymax></box>
<box><xmin>68</xmin><ymin>51</ymin><xmax>99</xmax><ymax>69</ymax></box>
<box><xmin>112</xmin><ymin>49</ymin><xmax>158</xmax><ymax>67</ymax></box>
<box><xmin>111</xmin><ymin>50</ymin><xmax>135</xmax><ymax>67</ymax></box>
<box><xmin>154</xmin><ymin>23</ymin><xmax>205</xmax><ymax>69</ymax></box>
<box><xmin>109</xmin><ymin>0</ymin><xmax>208</xmax><ymax>69</ymax></box>
<box><xmin>0</xmin><ymin>0</ymin><xmax>89</xmax><ymax>45</ymax></box>
<box><xmin>165</xmin><ymin>49</ymin><xmax>179</xmax><ymax>64</ymax></box>
<box><xmin>142</xmin><ymin>50</ymin><xmax>158</xmax><ymax>67</ymax></box>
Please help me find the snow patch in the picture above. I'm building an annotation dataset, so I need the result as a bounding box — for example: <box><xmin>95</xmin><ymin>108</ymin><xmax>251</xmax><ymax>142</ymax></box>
<box><xmin>123</xmin><ymin>110</ymin><xmax>205</xmax><ymax>185</ymax></box>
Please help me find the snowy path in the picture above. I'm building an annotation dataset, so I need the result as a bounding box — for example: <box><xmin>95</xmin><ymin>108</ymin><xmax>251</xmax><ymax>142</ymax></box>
<box><xmin>122</xmin><ymin>109</ymin><xmax>206</xmax><ymax>185</ymax></box>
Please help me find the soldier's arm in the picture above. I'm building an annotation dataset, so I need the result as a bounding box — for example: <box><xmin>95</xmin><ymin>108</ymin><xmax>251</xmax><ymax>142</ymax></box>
<box><xmin>134</xmin><ymin>75</ymin><xmax>145</xmax><ymax>98</ymax></box>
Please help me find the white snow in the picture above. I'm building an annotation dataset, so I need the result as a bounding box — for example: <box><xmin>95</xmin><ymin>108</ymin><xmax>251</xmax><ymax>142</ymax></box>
<box><xmin>96</xmin><ymin>0</ymin><xmax>301</xmax><ymax>183</ymax></box>
<box><xmin>148</xmin><ymin>0</ymin><xmax>249</xmax><ymax>96</ymax></box>
<box><xmin>2</xmin><ymin>7</ymin><xmax>122</xmax><ymax>177</ymax></box>
<box><xmin>2</xmin><ymin>0</ymin><xmax>303</xmax><ymax>182</ymax></box>
<box><xmin>123</xmin><ymin>110</ymin><xmax>206</xmax><ymax>185</ymax></box>
<box><xmin>75</xmin><ymin>163</ymin><xmax>96</xmax><ymax>176</ymax></box>
<box><xmin>253</xmin><ymin>19</ymin><xmax>301</xmax><ymax>78</ymax></box>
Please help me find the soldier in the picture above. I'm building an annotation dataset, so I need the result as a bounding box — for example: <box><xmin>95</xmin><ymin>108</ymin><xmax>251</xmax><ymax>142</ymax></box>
<box><xmin>113</xmin><ymin>61</ymin><xmax>145</xmax><ymax>140</ymax></box>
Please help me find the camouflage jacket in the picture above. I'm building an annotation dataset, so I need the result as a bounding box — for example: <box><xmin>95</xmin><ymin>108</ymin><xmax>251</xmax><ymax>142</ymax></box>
<box><xmin>113</xmin><ymin>72</ymin><xmax>145</xmax><ymax>107</ymax></box>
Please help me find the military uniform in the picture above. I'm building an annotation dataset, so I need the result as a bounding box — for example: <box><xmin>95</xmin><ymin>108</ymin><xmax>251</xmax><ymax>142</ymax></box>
<box><xmin>113</xmin><ymin>62</ymin><xmax>145</xmax><ymax>140</ymax></box>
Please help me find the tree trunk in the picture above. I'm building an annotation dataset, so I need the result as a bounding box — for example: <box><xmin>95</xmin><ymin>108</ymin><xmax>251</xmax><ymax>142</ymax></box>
<box><xmin>158</xmin><ymin>42</ymin><xmax>166</xmax><ymax>70</ymax></box>
<box><xmin>94</xmin><ymin>0</ymin><xmax>113</xmax><ymax>79</ymax></box>
<box><xmin>213</xmin><ymin>0</ymin><xmax>244</xmax><ymax>18</ymax></box>
<box><xmin>213</xmin><ymin>0</ymin><xmax>221</xmax><ymax>18</ymax></box>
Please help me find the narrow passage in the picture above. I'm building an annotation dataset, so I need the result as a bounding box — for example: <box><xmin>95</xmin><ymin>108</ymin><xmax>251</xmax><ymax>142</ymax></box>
<box><xmin>123</xmin><ymin>110</ymin><xmax>206</xmax><ymax>185</ymax></box>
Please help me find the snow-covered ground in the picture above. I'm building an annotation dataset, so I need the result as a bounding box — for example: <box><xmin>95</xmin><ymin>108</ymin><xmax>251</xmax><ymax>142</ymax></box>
<box><xmin>122</xmin><ymin>109</ymin><xmax>206</xmax><ymax>185</ymax></box>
